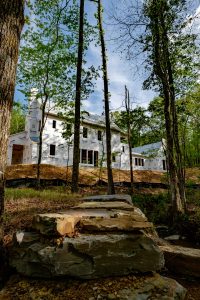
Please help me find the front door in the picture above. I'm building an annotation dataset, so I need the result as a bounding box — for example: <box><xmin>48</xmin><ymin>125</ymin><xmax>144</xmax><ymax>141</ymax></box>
<box><xmin>11</xmin><ymin>144</ymin><xmax>24</xmax><ymax>164</ymax></box>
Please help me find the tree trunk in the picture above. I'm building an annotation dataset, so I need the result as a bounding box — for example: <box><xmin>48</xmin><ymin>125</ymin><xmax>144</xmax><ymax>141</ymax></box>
<box><xmin>151</xmin><ymin>0</ymin><xmax>185</xmax><ymax>218</ymax></box>
<box><xmin>37</xmin><ymin>103</ymin><xmax>46</xmax><ymax>188</ymax></box>
<box><xmin>97</xmin><ymin>0</ymin><xmax>115</xmax><ymax>195</ymax></box>
<box><xmin>125</xmin><ymin>86</ymin><xmax>134</xmax><ymax>194</ymax></box>
<box><xmin>71</xmin><ymin>0</ymin><xmax>84</xmax><ymax>193</ymax></box>
<box><xmin>0</xmin><ymin>0</ymin><xmax>24</xmax><ymax>284</ymax></box>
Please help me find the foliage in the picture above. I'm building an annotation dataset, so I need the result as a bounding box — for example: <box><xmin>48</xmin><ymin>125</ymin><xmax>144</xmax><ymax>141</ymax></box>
<box><xmin>132</xmin><ymin>193</ymin><xmax>170</xmax><ymax>224</ymax></box>
<box><xmin>10</xmin><ymin>102</ymin><xmax>26</xmax><ymax>135</ymax></box>
<box><xmin>17</xmin><ymin>0</ymin><xmax>97</xmax><ymax>109</ymax></box>
<box><xmin>143</xmin><ymin>0</ymin><xmax>199</xmax><ymax>95</ymax></box>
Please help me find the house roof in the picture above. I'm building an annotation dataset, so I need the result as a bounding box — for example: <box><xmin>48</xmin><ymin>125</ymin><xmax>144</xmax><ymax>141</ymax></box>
<box><xmin>81</xmin><ymin>113</ymin><xmax>124</xmax><ymax>133</ymax></box>
<box><xmin>31</xmin><ymin>97</ymin><xmax>126</xmax><ymax>134</ymax></box>
<box><xmin>132</xmin><ymin>141</ymin><xmax>163</xmax><ymax>157</ymax></box>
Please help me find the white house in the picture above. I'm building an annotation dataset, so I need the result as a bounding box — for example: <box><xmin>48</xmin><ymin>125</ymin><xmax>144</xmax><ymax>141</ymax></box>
<box><xmin>7</xmin><ymin>98</ymin><xmax>167</xmax><ymax>172</ymax></box>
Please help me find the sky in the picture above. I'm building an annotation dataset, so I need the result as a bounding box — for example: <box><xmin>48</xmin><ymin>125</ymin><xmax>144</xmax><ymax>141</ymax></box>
<box><xmin>14</xmin><ymin>0</ymin><xmax>200</xmax><ymax>115</ymax></box>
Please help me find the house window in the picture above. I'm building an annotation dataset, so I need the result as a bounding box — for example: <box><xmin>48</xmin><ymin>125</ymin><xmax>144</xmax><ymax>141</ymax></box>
<box><xmin>38</xmin><ymin>120</ymin><xmax>41</xmax><ymax>132</ymax></box>
<box><xmin>88</xmin><ymin>150</ymin><xmax>93</xmax><ymax>164</ymax></box>
<box><xmin>135</xmin><ymin>158</ymin><xmax>144</xmax><ymax>166</ymax></box>
<box><xmin>52</xmin><ymin>120</ymin><xmax>56</xmax><ymax>129</ymax></box>
<box><xmin>120</xmin><ymin>136</ymin><xmax>126</xmax><ymax>143</ymax></box>
<box><xmin>98</xmin><ymin>130</ymin><xmax>102</xmax><ymax>141</ymax></box>
<box><xmin>50</xmin><ymin>144</ymin><xmax>56</xmax><ymax>156</ymax></box>
<box><xmin>81</xmin><ymin>149</ymin><xmax>87</xmax><ymax>163</ymax></box>
<box><xmin>81</xmin><ymin>149</ymin><xmax>94</xmax><ymax>164</ymax></box>
<box><xmin>83</xmin><ymin>127</ymin><xmax>88</xmax><ymax>138</ymax></box>
<box><xmin>112</xmin><ymin>154</ymin><xmax>116</xmax><ymax>162</ymax></box>
<box><xmin>122</xmin><ymin>146</ymin><xmax>125</xmax><ymax>153</ymax></box>
<box><xmin>163</xmin><ymin>160</ymin><xmax>166</xmax><ymax>170</ymax></box>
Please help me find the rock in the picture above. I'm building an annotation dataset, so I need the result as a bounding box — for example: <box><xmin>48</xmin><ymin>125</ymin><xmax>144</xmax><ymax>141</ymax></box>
<box><xmin>32</xmin><ymin>207</ymin><xmax>149</xmax><ymax>237</ymax></box>
<box><xmin>74</xmin><ymin>201</ymin><xmax>134</xmax><ymax>210</ymax></box>
<box><xmin>32</xmin><ymin>213</ymin><xmax>80</xmax><ymax>236</ymax></box>
<box><xmin>14</xmin><ymin>231</ymin><xmax>40</xmax><ymax>245</ymax></box>
<box><xmin>79</xmin><ymin>215</ymin><xmax>153</xmax><ymax>232</ymax></box>
<box><xmin>156</xmin><ymin>225</ymin><xmax>170</xmax><ymax>238</ymax></box>
<box><xmin>10</xmin><ymin>233</ymin><xmax>164</xmax><ymax>279</ymax></box>
<box><xmin>160</xmin><ymin>244</ymin><xmax>200</xmax><ymax>278</ymax></box>
<box><xmin>83</xmin><ymin>194</ymin><xmax>133</xmax><ymax>205</ymax></box>
<box><xmin>114</xmin><ymin>273</ymin><xmax>186</xmax><ymax>300</ymax></box>
<box><xmin>164</xmin><ymin>235</ymin><xmax>182</xmax><ymax>241</ymax></box>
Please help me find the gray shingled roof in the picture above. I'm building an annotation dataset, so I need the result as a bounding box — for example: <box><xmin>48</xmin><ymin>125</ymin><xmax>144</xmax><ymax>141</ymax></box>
<box><xmin>132</xmin><ymin>141</ymin><xmax>163</xmax><ymax>156</ymax></box>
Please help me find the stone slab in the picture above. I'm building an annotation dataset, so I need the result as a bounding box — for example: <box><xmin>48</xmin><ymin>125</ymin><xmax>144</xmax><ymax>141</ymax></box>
<box><xmin>32</xmin><ymin>207</ymin><xmax>148</xmax><ymax>236</ymax></box>
<box><xmin>10</xmin><ymin>232</ymin><xmax>164</xmax><ymax>279</ymax></box>
<box><xmin>83</xmin><ymin>194</ymin><xmax>133</xmax><ymax>205</ymax></box>
<box><xmin>79</xmin><ymin>216</ymin><xmax>153</xmax><ymax>232</ymax></box>
<box><xmin>160</xmin><ymin>245</ymin><xmax>200</xmax><ymax>278</ymax></box>
<box><xmin>32</xmin><ymin>213</ymin><xmax>80</xmax><ymax>236</ymax></box>
<box><xmin>73</xmin><ymin>201</ymin><xmax>135</xmax><ymax>210</ymax></box>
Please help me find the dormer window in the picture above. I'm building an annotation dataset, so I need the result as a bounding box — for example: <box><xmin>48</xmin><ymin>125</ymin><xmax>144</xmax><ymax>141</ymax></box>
<box><xmin>83</xmin><ymin>127</ymin><xmax>88</xmax><ymax>138</ymax></box>
<box><xmin>52</xmin><ymin>120</ymin><xmax>56</xmax><ymax>129</ymax></box>
<box><xmin>98</xmin><ymin>130</ymin><xmax>102</xmax><ymax>141</ymax></box>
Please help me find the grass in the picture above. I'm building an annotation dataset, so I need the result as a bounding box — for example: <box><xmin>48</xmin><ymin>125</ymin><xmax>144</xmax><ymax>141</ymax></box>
<box><xmin>5</xmin><ymin>187</ymin><xmax>80</xmax><ymax>201</ymax></box>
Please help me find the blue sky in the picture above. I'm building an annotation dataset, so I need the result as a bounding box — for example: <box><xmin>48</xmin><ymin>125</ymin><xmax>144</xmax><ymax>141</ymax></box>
<box><xmin>14</xmin><ymin>0</ymin><xmax>200</xmax><ymax>114</ymax></box>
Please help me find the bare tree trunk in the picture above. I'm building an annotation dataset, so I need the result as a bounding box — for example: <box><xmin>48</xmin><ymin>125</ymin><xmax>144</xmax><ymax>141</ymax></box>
<box><xmin>125</xmin><ymin>86</ymin><xmax>134</xmax><ymax>194</ymax></box>
<box><xmin>0</xmin><ymin>0</ymin><xmax>24</xmax><ymax>284</ymax></box>
<box><xmin>71</xmin><ymin>0</ymin><xmax>84</xmax><ymax>193</ymax></box>
<box><xmin>97</xmin><ymin>0</ymin><xmax>115</xmax><ymax>195</ymax></box>
<box><xmin>66</xmin><ymin>142</ymin><xmax>70</xmax><ymax>186</ymax></box>
<box><xmin>37</xmin><ymin>104</ymin><xmax>46</xmax><ymax>188</ymax></box>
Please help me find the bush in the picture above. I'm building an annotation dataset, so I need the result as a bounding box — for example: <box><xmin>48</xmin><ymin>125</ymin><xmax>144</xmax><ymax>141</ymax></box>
<box><xmin>132</xmin><ymin>193</ymin><xmax>170</xmax><ymax>224</ymax></box>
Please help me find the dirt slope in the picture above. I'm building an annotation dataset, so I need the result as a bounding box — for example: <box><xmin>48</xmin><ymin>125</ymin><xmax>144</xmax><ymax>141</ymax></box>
<box><xmin>5</xmin><ymin>164</ymin><xmax>200</xmax><ymax>185</ymax></box>
<box><xmin>5</xmin><ymin>164</ymin><xmax>165</xmax><ymax>185</ymax></box>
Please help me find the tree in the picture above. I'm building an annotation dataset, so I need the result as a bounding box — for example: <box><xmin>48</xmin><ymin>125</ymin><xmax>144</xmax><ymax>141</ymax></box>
<box><xmin>10</xmin><ymin>102</ymin><xmax>26</xmax><ymax>135</ymax></box>
<box><xmin>141</xmin><ymin>0</ymin><xmax>199</xmax><ymax>217</ymax></box>
<box><xmin>71</xmin><ymin>0</ymin><xmax>85</xmax><ymax>193</ymax></box>
<box><xmin>96</xmin><ymin>0</ymin><xmax>115</xmax><ymax>194</ymax></box>
<box><xmin>0</xmin><ymin>0</ymin><xmax>24</xmax><ymax>283</ymax></box>
<box><xmin>124</xmin><ymin>86</ymin><xmax>134</xmax><ymax>193</ymax></box>
<box><xmin>18</xmin><ymin>0</ymin><xmax>81</xmax><ymax>187</ymax></box>
<box><xmin>111</xmin><ymin>0</ymin><xmax>199</xmax><ymax>218</ymax></box>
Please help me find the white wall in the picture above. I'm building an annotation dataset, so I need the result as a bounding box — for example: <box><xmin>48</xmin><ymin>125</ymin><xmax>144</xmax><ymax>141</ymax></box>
<box><xmin>7</xmin><ymin>98</ymin><xmax>166</xmax><ymax>172</ymax></box>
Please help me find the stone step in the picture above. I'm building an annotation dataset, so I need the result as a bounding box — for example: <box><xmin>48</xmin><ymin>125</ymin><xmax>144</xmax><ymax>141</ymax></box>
<box><xmin>32</xmin><ymin>207</ymin><xmax>149</xmax><ymax>236</ymax></box>
<box><xmin>83</xmin><ymin>194</ymin><xmax>133</xmax><ymax>205</ymax></box>
<box><xmin>79</xmin><ymin>215</ymin><xmax>153</xmax><ymax>232</ymax></box>
<box><xmin>73</xmin><ymin>201</ymin><xmax>134</xmax><ymax>210</ymax></box>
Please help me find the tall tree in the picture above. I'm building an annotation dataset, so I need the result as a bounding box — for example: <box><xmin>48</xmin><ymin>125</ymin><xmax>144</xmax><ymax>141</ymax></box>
<box><xmin>144</xmin><ymin>0</ymin><xmax>198</xmax><ymax>216</ymax></box>
<box><xmin>0</xmin><ymin>0</ymin><xmax>24</xmax><ymax>283</ymax></box>
<box><xmin>124</xmin><ymin>86</ymin><xmax>134</xmax><ymax>193</ymax></box>
<box><xmin>97</xmin><ymin>0</ymin><xmax>115</xmax><ymax>194</ymax></box>
<box><xmin>18</xmin><ymin>0</ymin><xmax>79</xmax><ymax>187</ymax></box>
<box><xmin>111</xmin><ymin>0</ymin><xmax>199</xmax><ymax>217</ymax></box>
<box><xmin>71</xmin><ymin>0</ymin><xmax>85</xmax><ymax>193</ymax></box>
